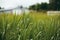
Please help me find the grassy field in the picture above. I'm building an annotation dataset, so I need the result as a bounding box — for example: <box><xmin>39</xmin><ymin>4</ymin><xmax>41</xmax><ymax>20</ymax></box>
<box><xmin>0</xmin><ymin>12</ymin><xmax>60</xmax><ymax>40</ymax></box>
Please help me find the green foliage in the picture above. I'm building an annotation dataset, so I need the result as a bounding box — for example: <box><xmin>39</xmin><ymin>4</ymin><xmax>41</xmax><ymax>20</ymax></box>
<box><xmin>40</xmin><ymin>3</ymin><xmax>49</xmax><ymax>10</ymax></box>
<box><xmin>29</xmin><ymin>3</ymin><xmax>41</xmax><ymax>11</ymax></box>
<box><xmin>29</xmin><ymin>5</ymin><xmax>36</xmax><ymax>10</ymax></box>
<box><xmin>29</xmin><ymin>3</ymin><xmax>49</xmax><ymax>11</ymax></box>
<box><xmin>0</xmin><ymin>7</ymin><xmax>1</xmax><ymax>9</ymax></box>
<box><xmin>49</xmin><ymin>0</ymin><xmax>60</xmax><ymax>10</ymax></box>
<box><xmin>0</xmin><ymin>13</ymin><xmax>60</xmax><ymax>40</ymax></box>
<box><xmin>29</xmin><ymin>0</ymin><xmax>60</xmax><ymax>11</ymax></box>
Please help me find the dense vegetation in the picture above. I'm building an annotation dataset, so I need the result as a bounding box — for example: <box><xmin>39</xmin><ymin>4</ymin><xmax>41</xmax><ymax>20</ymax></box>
<box><xmin>0</xmin><ymin>12</ymin><xmax>60</xmax><ymax>40</ymax></box>
<box><xmin>29</xmin><ymin>0</ymin><xmax>60</xmax><ymax>11</ymax></box>
<box><xmin>50</xmin><ymin>0</ymin><xmax>60</xmax><ymax>10</ymax></box>
<box><xmin>29</xmin><ymin>3</ymin><xmax>49</xmax><ymax>11</ymax></box>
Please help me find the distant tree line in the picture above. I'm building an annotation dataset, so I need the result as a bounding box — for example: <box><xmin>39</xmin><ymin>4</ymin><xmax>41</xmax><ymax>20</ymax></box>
<box><xmin>29</xmin><ymin>3</ymin><xmax>49</xmax><ymax>11</ymax></box>
<box><xmin>29</xmin><ymin>0</ymin><xmax>60</xmax><ymax>11</ymax></box>
<box><xmin>50</xmin><ymin>0</ymin><xmax>60</xmax><ymax>10</ymax></box>
<box><xmin>0</xmin><ymin>7</ymin><xmax>2</xmax><ymax>9</ymax></box>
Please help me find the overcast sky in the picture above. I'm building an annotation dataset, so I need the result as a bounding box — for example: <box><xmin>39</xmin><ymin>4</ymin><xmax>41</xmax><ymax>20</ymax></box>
<box><xmin>0</xmin><ymin>0</ymin><xmax>49</xmax><ymax>9</ymax></box>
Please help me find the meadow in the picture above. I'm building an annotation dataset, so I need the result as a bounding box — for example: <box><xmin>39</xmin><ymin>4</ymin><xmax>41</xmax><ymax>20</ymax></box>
<box><xmin>0</xmin><ymin>12</ymin><xmax>60</xmax><ymax>40</ymax></box>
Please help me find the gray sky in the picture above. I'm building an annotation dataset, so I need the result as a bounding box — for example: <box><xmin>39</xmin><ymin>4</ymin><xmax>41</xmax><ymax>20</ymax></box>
<box><xmin>0</xmin><ymin>0</ymin><xmax>49</xmax><ymax>9</ymax></box>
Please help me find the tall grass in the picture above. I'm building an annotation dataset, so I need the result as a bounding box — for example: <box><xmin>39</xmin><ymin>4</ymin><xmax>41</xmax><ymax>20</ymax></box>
<box><xmin>0</xmin><ymin>13</ymin><xmax>60</xmax><ymax>40</ymax></box>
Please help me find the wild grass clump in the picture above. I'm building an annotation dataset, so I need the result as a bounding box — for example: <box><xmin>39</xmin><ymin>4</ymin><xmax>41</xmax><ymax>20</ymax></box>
<box><xmin>0</xmin><ymin>13</ymin><xmax>60</xmax><ymax>40</ymax></box>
